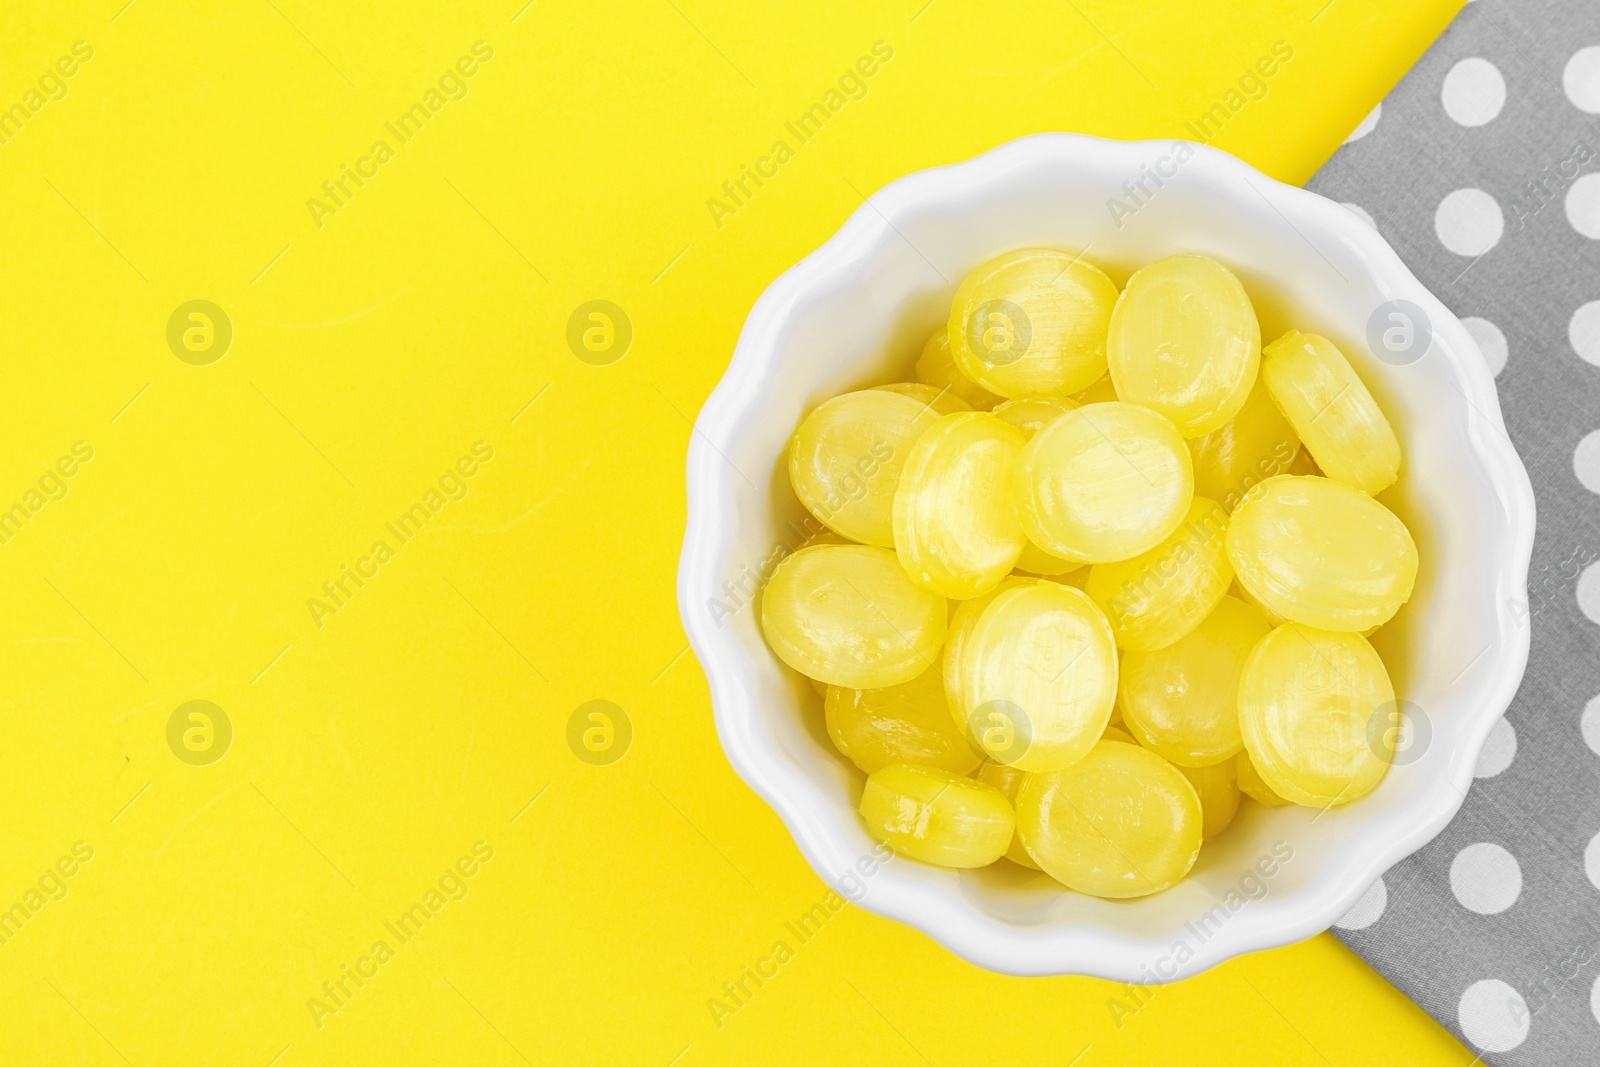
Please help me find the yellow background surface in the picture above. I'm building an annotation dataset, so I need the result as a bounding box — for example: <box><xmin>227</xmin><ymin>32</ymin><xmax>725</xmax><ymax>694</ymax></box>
<box><xmin>0</xmin><ymin>1</ymin><xmax>1477</xmax><ymax>1063</ymax></box>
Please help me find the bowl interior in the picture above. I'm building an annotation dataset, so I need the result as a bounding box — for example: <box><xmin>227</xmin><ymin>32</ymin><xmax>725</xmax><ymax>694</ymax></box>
<box><xmin>684</xmin><ymin>136</ymin><xmax>1531</xmax><ymax>978</ymax></box>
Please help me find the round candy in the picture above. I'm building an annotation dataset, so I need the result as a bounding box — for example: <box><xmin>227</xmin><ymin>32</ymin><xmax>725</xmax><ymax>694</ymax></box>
<box><xmin>1188</xmin><ymin>379</ymin><xmax>1301</xmax><ymax>513</ymax></box>
<box><xmin>992</xmin><ymin>395</ymin><xmax>1077</xmax><ymax>437</ymax></box>
<box><xmin>1014</xmin><ymin>402</ymin><xmax>1193</xmax><ymax>563</ymax></box>
<box><xmin>1016</xmin><ymin>741</ymin><xmax>1203</xmax><ymax>897</ymax></box>
<box><xmin>941</xmin><ymin>576</ymin><xmax>1036</xmax><ymax>729</ymax></box>
<box><xmin>1238</xmin><ymin>623</ymin><xmax>1396</xmax><ymax>807</ymax></box>
<box><xmin>1261</xmin><ymin>330</ymin><xmax>1401</xmax><ymax>496</ymax></box>
<box><xmin>825</xmin><ymin>665</ymin><xmax>981</xmax><ymax>775</ymax></box>
<box><xmin>872</xmin><ymin>381</ymin><xmax>973</xmax><ymax>415</ymax></box>
<box><xmin>859</xmin><ymin>763</ymin><xmax>1014</xmax><ymax>868</ymax></box>
<box><xmin>1236</xmin><ymin>750</ymin><xmax>1291</xmax><ymax>808</ymax></box>
<box><xmin>954</xmin><ymin>581</ymin><xmax>1117</xmax><ymax>772</ymax></box>
<box><xmin>1176</xmin><ymin>760</ymin><xmax>1242</xmax><ymax>839</ymax></box>
<box><xmin>948</xmin><ymin>248</ymin><xmax>1120</xmax><ymax>398</ymax></box>
<box><xmin>914</xmin><ymin>328</ymin><xmax>1003</xmax><ymax>409</ymax></box>
<box><xmin>789</xmin><ymin>389</ymin><xmax>942</xmax><ymax>546</ymax></box>
<box><xmin>1226</xmin><ymin>475</ymin><xmax>1418</xmax><ymax>631</ymax></box>
<box><xmin>893</xmin><ymin>412</ymin><xmax>1028</xmax><ymax>598</ymax></box>
<box><xmin>1107</xmin><ymin>255</ymin><xmax>1261</xmax><ymax>437</ymax></box>
<box><xmin>761</xmin><ymin>544</ymin><xmax>946</xmax><ymax>688</ymax></box>
<box><xmin>1119</xmin><ymin>595</ymin><xmax>1270</xmax><ymax>767</ymax></box>
<box><xmin>1085</xmin><ymin>497</ymin><xmax>1232</xmax><ymax>651</ymax></box>
<box><xmin>971</xmin><ymin>760</ymin><xmax>1040</xmax><ymax>868</ymax></box>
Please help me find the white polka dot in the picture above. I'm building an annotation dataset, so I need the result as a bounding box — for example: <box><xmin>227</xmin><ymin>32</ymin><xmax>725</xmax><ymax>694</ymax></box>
<box><xmin>1450</xmin><ymin>842</ymin><xmax>1522</xmax><ymax>914</ymax></box>
<box><xmin>1334</xmin><ymin>876</ymin><xmax>1387</xmax><ymax>930</ymax></box>
<box><xmin>1566</xmin><ymin>173</ymin><xmax>1600</xmax><ymax>239</ymax></box>
<box><xmin>1565</xmin><ymin>46</ymin><xmax>1600</xmax><ymax>113</ymax></box>
<box><xmin>1442</xmin><ymin>58</ymin><xmax>1507</xmax><ymax>126</ymax></box>
<box><xmin>1586</xmin><ymin>830</ymin><xmax>1600</xmax><ymax>891</ymax></box>
<box><xmin>1579</xmin><ymin>561</ymin><xmax>1600</xmax><ymax>624</ymax></box>
<box><xmin>1341</xmin><ymin>202</ymin><xmax>1377</xmax><ymax>229</ymax></box>
<box><xmin>1461</xmin><ymin>316</ymin><xmax>1507</xmax><ymax>376</ymax></box>
<box><xmin>1592</xmin><ymin>971</ymin><xmax>1600</xmax><ymax>1026</ymax></box>
<box><xmin>1458</xmin><ymin>979</ymin><xmax>1530</xmax><ymax>1052</ymax></box>
<box><xmin>1474</xmin><ymin>717</ymin><xmax>1517</xmax><ymax>777</ymax></box>
<box><xmin>1571</xmin><ymin>301</ymin><xmax>1600</xmax><ymax>366</ymax></box>
<box><xmin>1585</xmin><ymin>696</ymin><xmax>1600</xmax><ymax>756</ymax></box>
<box><xmin>1436</xmin><ymin>189</ymin><xmax>1504</xmax><ymax>256</ymax></box>
<box><xmin>1576</xmin><ymin>431</ymin><xmax>1600</xmax><ymax>494</ymax></box>
<box><xmin>1345</xmin><ymin>103</ymin><xmax>1381</xmax><ymax>143</ymax></box>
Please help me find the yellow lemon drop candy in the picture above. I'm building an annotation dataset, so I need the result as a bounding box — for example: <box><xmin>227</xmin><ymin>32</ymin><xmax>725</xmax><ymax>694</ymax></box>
<box><xmin>1070</xmin><ymin>373</ymin><xmax>1119</xmax><ymax>405</ymax></box>
<box><xmin>1176</xmin><ymin>760</ymin><xmax>1242</xmax><ymax>839</ymax></box>
<box><xmin>1107</xmin><ymin>255</ymin><xmax>1261</xmax><ymax>437</ymax></box>
<box><xmin>941</xmin><ymin>576</ymin><xmax>1037</xmax><ymax>728</ymax></box>
<box><xmin>1017</xmin><ymin>741</ymin><xmax>1203</xmax><ymax>897</ymax></box>
<box><xmin>914</xmin><ymin>329</ymin><xmax>1003</xmax><ymax>409</ymax></box>
<box><xmin>1102</xmin><ymin>724</ymin><xmax>1137</xmax><ymax>745</ymax></box>
<box><xmin>1188</xmin><ymin>379</ymin><xmax>1302</xmax><ymax>513</ymax></box>
<box><xmin>872</xmin><ymin>381</ymin><xmax>973</xmax><ymax>415</ymax></box>
<box><xmin>1086</xmin><ymin>497</ymin><xmax>1232</xmax><ymax>651</ymax></box>
<box><xmin>1226</xmin><ymin>475</ymin><xmax>1418</xmax><ymax>631</ymax></box>
<box><xmin>1119</xmin><ymin>595</ymin><xmax>1270</xmax><ymax>766</ymax></box>
<box><xmin>1014</xmin><ymin>402</ymin><xmax>1193</xmax><ymax>563</ymax></box>
<box><xmin>949</xmin><ymin>248</ymin><xmax>1120</xmax><ymax>398</ymax></box>
<box><xmin>761</xmin><ymin>544</ymin><xmax>946</xmax><ymax>688</ymax></box>
<box><xmin>972</xmin><ymin>760</ymin><xmax>1041</xmax><ymax>868</ymax></box>
<box><xmin>789</xmin><ymin>389</ymin><xmax>941</xmax><ymax>546</ymax></box>
<box><xmin>1261</xmin><ymin>330</ymin><xmax>1402</xmax><ymax>496</ymax></box>
<box><xmin>825</xmin><ymin>665</ymin><xmax>981</xmax><ymax>775</ymax></box>
<box><xmin>955</xmin><ymin>582</ymin><xmax>1117</xmax><ymax>772</ymax></box>
<box><xmin>991</xmin><ymin>395</ymin><xmax>1077</xmax><ymax>437</ymax></box>
<box><xmin>1236</xmin><ymin>750</ymin><xmax>1291</xmax><ymax>807</ymax></box>
<box><xmin>1238</xmin><ymin>623</ymin><xmax>1396</xmax><ymax>807</ymax></box>
<box><xmin>859</xmin><ymin>763</ymin><xmax>1014</xmax><ymax>868</ymax></box>
<box><xmin>892</xmin><ymin>412</ymin><xmax>1028</xmax><ymax>598</ymax></box>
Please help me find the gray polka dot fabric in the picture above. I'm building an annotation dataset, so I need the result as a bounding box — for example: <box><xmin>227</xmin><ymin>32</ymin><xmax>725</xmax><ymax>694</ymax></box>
<box><xmin>1305</xmin><ymin>1</ymin><xmax>1600</xmax><ymax>1061</ymax></box>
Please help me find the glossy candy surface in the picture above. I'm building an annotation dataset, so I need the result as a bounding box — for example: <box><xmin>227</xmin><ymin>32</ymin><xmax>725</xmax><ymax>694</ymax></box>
<box><xmin>789</xmin><ymin>389</ymin><xmax>942</xmax><ymax>546</ymax></box>
<box><xmin>1236</xmin><ymin>750</ymin><xmax>1291</xmax><ymax>807</ymax></box>
<box><xmin>859</xmin><ymin>763</ymin><xmax>1015</xmax><ymax>868</ymax></box>
<box><xmin>1227</xmin><ymin>475</ymin><xmax>1417</xmax><ymax>631</ymax></box>
<box><xmin>941</xmin><ymin>576</ymin><xmax>1036</xmax><ymax>730</ymax></box>
<box><xmin>1107</xmin><ymin>255</ymin><xmax>1261</xmax><ymax>437</ymax></box>
<box><xmin>914</xmin><ymin>328</ymin><xmax>1004</xmax><ymax>410</ymax></box>
<box><xmin>949</xmin><ymin>249</ymin><xmax>1120</xmax><ymax>398</ymax></box>
<box><xmin>1017</xmin><ymin>741</ymin><xmax>1203</xmax><ymax>897</ymax></box>
<box><xmin>1238</xmin><ymin>623</ymin><xmax>1396</xmax><ymax>807</ymax></box>
<box><xmin>971</xmin><ymin>760</ymin><xmax>1040</xmax><ymax>868</ymax></box>
<box><xmin>1188</xmin><ymin>380</ymin><xmax>1301</xmax><ymax>512</ymax></box>
<box><xmin>1014</xmin><ymin>402</ymin><xmax>1193</xmax><ymax>563</ymax></box>
<box><xmin>1177</xmin><ymin>760</ymin><xmax>1242</xmax><ymax>839</ymax></box>
<box><xmin>1119</xmin><ymin>595</ymin><xmax>1270</xmax><ymax>766</ymax></box>
<box><xmin>1086</xmin><ymin>497</ymin><xmax>1232</xmax><ymax>651</ymax></box>
<box><xmin>893</xmin><ymin>412</ymin><xmax>1028</xmax><ymax>598</ymax></box>
<box><xmin>954</xmin><ymin>582</ymin><xmax>1117</xmax><ymax>772</ymax></box>
<box><xmin>1261</xmin><ymin>330</ymin><xmax>1401</xmax><ymax>495</ymax></box>
<box><xmin>762</xmin><ymin>545</ymin><xmax>946</xmax><ymax>688</ymax></box>
<box><xmin>825</xmin><ymin>665</ymin><xmax>981</xmax><ymax>775</ymax></box>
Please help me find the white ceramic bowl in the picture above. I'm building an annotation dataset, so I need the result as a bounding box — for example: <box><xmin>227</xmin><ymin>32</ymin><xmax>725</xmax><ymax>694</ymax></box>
<box><xmin>676</xmin><ymin>134</ymin><xmax>1535</xmax><ymax>980</ymax></box>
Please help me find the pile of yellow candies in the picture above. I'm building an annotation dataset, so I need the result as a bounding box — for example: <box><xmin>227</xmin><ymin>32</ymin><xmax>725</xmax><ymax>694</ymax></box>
<box><xmin>763</xmin><ymin>248</ymin><xmax>1418</xmax><ymax>899</ymax></box>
